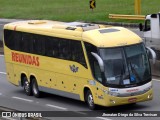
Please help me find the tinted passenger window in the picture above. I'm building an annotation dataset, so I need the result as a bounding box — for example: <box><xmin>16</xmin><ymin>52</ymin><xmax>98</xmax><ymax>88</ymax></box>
<box><xmin>31</xmin><ymin>34</ymin><xmax>45</xmax><ymax>55</ymax></box>
<box><xmin>21</xmin><ymin>33</ymin><xmax>30</xmax><ymax>52</ymax></box>
<box><xmin>14</xmin><ymin>31</ymin><xmax>22</xmax><ymax>51</ymax></box>
<box><xmin>4</xmin><ymin>30</ymin><xmax>22</xmax><ymax>51</ymax></box>
<box><xmin>4</xmin><ymin>30</ymin><xmax>15</xmax><ymax>50</ymax></box>
<box><xmin>58</xmin><ymin>39</ymin><xmax>70</xmax><ymax>59</ymax></box>
<box><xmin>4</xmin><ymin>29</ymin><xmax>87</xmax><ymax>67</ymax></box>
<box><xmin>71</xmin><ymin>41</ymin><xmax>86</xmax><ymax>67</ymax></box>
<box><xmin>45</xmin><ymin>37</ymin><xmax>59</xmax><ymax>57</ymax></box>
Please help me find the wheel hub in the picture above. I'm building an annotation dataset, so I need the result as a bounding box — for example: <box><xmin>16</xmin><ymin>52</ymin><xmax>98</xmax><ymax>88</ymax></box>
<box><xmin>88</xmin><ymin>94</ymin><xmax>94</xmax><ymax>107</ymax></box>
<box><xmin>24</xmin><ymin>81</ymin><xmax>29</xmax><ymax>92</ymax></box>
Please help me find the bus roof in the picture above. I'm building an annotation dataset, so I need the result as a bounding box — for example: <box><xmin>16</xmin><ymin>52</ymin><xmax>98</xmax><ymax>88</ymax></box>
<box><xmin>4</xmin><ymin>20</ymin><xmax>142</xmax><ymax>47</ymax></box>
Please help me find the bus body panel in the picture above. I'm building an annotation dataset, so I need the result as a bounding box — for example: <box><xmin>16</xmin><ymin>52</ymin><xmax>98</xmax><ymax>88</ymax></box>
<box><xmin>5</xmin><ymin>62</ymin><xmax>16</xmax><ymax>85</ymax></box>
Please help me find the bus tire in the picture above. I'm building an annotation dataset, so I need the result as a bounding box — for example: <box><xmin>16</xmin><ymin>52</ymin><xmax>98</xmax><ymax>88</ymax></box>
<box><xmin>23</xmin><ymin>77</ymin><xmax>32</xmax><ymax>96</ymax></box>
<box><xmin>86</xmin><ymin>90</ymin><xmax>96</xmax><ymax>110</ymax></box>
<box><xmin>32</xmin><ymin>78</ymin><xmax>41</xmax><ymax>98</ymax></box>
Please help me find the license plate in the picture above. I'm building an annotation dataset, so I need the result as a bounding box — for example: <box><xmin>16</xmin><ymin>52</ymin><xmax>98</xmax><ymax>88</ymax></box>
<box><xmin>128</xmin><ymin>98</ymin><xmax>137</xmax><ymax>102</ymax></box>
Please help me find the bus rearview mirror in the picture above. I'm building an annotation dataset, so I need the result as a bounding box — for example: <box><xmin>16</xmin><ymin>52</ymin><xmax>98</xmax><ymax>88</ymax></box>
<box><xmin>91</xmin><ymin>52</ymin><xmax>105</xmax><ymax>72</ymax></box>
<box><xmin>146</xmin><ymin>47</ymin><xmax>156</xmax><ymax>64</ymax></box>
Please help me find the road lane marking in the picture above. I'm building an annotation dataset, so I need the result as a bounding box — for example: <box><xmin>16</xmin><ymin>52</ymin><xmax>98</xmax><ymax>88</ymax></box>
<box><xmin>0</xmin><ymin>72</ymin><xmax>6</xmax><ymax>74</ymax></box>
<box><xmin>12</xmin><ymin>96</ymin><xmax>33</xmax><ymax>102</ymax></box>
<box><xmin>153</xmin><ymin>79</ymin><xmax>160</xmax><ymax>82</ymax></box>
<box><xmin>46</xmin><ymin>104</ymin><xmax>67</xmax><ymax>110</ymax></box>
<box><xmin>0</xmin><ymin>55</ymin><xmax>4</xmax><ymax>57</ymax></box>
<box><xmin>73</xmin><ymin>111</ymin><xmax>87</xmax><ymax>115</ymax></box>
<box><xmin>96</xmin><ymin>117</ymin><xmax>112</xmax><ymax>120</ymax></box>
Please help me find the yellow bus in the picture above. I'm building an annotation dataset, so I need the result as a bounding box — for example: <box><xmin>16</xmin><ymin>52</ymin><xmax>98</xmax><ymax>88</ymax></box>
<box><xmin>3</xmin><ymin>20</ymin><xmax>156</xmax><ymax>109</ymax></box>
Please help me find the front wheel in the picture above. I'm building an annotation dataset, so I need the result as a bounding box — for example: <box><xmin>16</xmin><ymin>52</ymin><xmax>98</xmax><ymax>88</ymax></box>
<box><xmin>86</xmin><ymin>90</ymin><xmax>96</xmax><ymax>110</ymax></box>
<box><xmin>32</xmin><ymin>78</ymin><xmax>41</xmax><ymax>98</ymax></box>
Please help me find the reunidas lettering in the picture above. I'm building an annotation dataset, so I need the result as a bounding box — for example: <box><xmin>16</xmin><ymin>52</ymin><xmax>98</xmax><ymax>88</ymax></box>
<box><xmin>12</xmin><ymin>52</ymin><xmax>39</xmax><ymax>66</ymax></box>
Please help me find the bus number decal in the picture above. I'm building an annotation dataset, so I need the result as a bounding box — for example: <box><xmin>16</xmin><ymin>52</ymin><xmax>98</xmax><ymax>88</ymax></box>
<box><xmin>11</xmin><ymin>52</ymin><xmax>39</xmax><ymax>66</ymax></box>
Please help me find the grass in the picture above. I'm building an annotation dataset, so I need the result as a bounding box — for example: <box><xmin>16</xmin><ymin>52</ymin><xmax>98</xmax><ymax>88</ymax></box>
<box><xmin>0</xmin><ymin>0</ymin><xmax>160</xmax><ymax>22</ymax></box>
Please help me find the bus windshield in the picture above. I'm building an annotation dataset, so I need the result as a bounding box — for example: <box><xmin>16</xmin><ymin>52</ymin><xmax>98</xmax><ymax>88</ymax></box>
<box><xmin>99</xmin><ymin>43</ymin><xmax>151</xmax><ymax>88</ymax></box>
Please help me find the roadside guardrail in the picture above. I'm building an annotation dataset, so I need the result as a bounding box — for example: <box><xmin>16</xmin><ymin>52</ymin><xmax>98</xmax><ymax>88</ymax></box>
<box><xmin>109</xmin><ymin>14</ymin><xmax>145</xmax><ymax>20</ymax></box>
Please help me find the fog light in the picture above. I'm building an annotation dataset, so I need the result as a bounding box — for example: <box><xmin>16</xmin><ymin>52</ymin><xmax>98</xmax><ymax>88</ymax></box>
<box><xmin>110</xmin><ymin>99</ymin><xmax>116</xmax><ymax>104</ymax></box>
<box><xmin>147</xmin><ymin>94</ymin><xmax>152</xmax><ymax>99</ymax></box>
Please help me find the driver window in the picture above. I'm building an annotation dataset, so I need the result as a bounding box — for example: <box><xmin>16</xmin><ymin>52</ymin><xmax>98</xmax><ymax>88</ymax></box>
<box><xmin>144</xmin><ymin>20</ymin><xmax>151</xmax><ymax>31</ymax></box>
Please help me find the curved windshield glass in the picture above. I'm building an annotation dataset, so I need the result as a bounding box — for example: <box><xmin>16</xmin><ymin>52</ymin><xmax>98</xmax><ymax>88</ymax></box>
<box><xmin>99</xmin><ymin>43</ymin><xmax>151</xmax><ymax>88</ymax></box>
<box><xmin>125</xmin><ymin>44</ymin><xmax>151</xmax><ymax>84</ymax></box>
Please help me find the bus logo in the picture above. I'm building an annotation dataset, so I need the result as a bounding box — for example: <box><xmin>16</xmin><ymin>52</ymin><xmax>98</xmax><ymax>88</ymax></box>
<box><xmin>70</xmin><ymin>65</ymin><xmax>79</xmax><ymax>73</ymax></box>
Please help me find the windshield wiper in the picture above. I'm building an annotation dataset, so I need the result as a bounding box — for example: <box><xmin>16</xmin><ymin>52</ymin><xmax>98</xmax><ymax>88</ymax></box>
<box><xmin>129</xmin><ymin>62</ymin><xmax>141</xmax><ymax>82</ymax></box>
<box><xmin>118</xmin><ymin>63</ymin><xmax>126</xmax><ymax>85</ymax></box>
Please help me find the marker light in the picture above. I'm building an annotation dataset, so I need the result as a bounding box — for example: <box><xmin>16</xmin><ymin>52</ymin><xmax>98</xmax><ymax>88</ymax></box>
<box><xmin>147</xmin><ymin>94</ymin><xmax>152</xmax><ymax>99</ymax></box>
<box><xmin>110</xmin><ymin>99</ymin><xmax>116</xmax><ymax>104</ymax></box>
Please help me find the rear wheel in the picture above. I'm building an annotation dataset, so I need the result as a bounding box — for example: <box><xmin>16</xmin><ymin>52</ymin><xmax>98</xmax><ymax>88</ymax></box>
<box><xmin>86</xmin><ymin>90</ymin><xmax>96</xmax><ymax>110</ymax></box>
<box><xmin>23</xmin><ymin>77</ymin><xmax>32</xmax><ymax>96</ymax></box>
<box><xmin>32</xmin><ymin>78</ymin><xmax>41</xmax><ymax>98</ymax></box>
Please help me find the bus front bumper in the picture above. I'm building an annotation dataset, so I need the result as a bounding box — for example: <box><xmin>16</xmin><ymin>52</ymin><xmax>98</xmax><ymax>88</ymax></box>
<box><xmin>104</xmin><ymin>89</ymin><xmax>153</xmax><ymax>107</ymax></box>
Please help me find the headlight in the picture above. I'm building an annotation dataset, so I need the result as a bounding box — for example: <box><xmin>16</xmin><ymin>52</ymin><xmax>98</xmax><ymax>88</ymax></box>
<box><xmin>108</xmin><ymin>91</ymin><xmax>119</xmax><ymax>96</ymax></box>
<box><xmin>103</xmin><ymin>90</ymin><xmax>119</xmax><ymax>96</ymax></box>
<box><xmin>144</xmin><ymin>85</ymin><xmax>152</xmax><ymax>92</ymax></box>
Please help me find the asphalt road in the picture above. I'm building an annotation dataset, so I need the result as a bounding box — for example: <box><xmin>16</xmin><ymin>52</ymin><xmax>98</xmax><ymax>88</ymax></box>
<box><xmin>0</xmin><ymin>20</ymin><xmax>160</xmax><ymax>120</ymax></box>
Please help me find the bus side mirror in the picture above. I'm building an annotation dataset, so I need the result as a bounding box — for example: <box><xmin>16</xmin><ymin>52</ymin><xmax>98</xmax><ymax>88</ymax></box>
<box><xmin>91</xmin><ymin>52</ymin><xmax>105</xmax><ymax>72</ymax></box>
<box><xmin>146</xmin><ymin>47</ymin><xmax>156</xmax><ymax>64</ymax></box>
<box><xmin>139</xmin><ymin>23</ymin><xmax>143</xmax><ymax>31</ymax></box>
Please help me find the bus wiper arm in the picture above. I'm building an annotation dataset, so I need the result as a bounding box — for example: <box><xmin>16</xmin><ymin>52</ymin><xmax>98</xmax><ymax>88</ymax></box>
<box><xmin>129</xmin><ymin>62</ymin><xmax>141</xmax><ymax>82</ymax></box>
<box><xmin>118</xmin><ymin>63</ymin><xmax>126</xmax><ymax>85</ymax></box>
<box><xmin>119</xmin><ymin>68</ymin><xmax>124</xmax><ymax>85</ymax></box>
